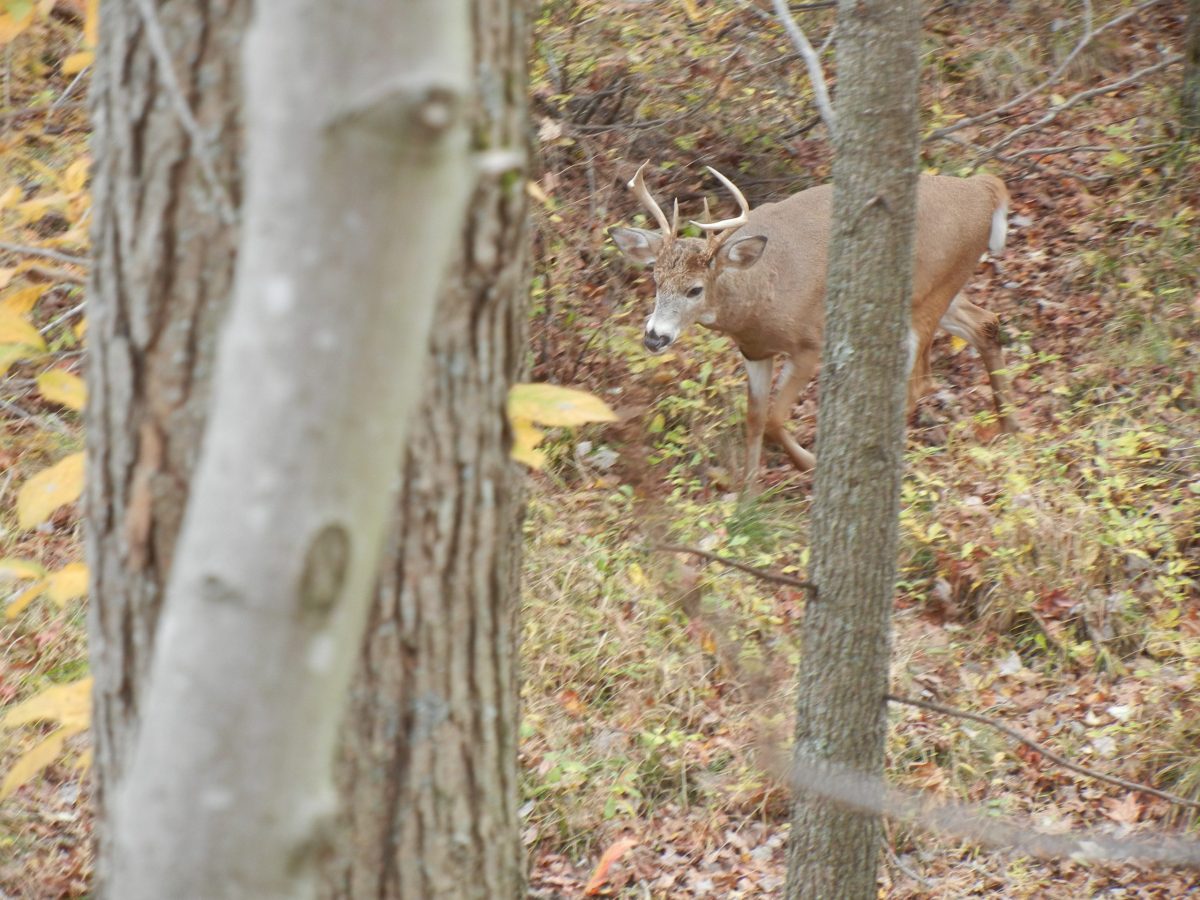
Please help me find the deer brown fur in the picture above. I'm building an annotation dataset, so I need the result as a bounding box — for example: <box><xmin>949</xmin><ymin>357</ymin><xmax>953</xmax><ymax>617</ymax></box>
<box><xmin>611</xmin><ymin>162</ymin><xmax>1019</xmax><ymax>487</ymax></box>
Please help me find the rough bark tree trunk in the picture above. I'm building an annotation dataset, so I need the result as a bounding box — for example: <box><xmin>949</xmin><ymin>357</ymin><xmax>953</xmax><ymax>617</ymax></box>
<box><xmin>85</xmin><ymin>0</ymin><xmax>246</xmax><ymax>889</ymax></box>
<box><xmin>103</xmin><ymin>1</ymin><xmax>474</xmax><ymax>896</ymax></box>
<box><xmin>784</xmin><ymin>1</ymin><xmax>921</xmax><ymax>897</ymax></box>
<box><xmin>1184</xmin><ymin>0</ymin><xmax>1200</xmax><ymax>136</ymax></box>
<box><xmin>325</xmin><ymin>2</ymin><xmax>530</xmax><ymax>897</ymax></box>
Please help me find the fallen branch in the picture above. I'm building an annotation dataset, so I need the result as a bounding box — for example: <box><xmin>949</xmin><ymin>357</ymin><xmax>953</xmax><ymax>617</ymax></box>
<box><xmin>650</xmin><ymin>543</ymin><xmax>816</xmax><ymax>593</ymax></box>
<box><xmin>928</xmin><ymin>0</ymin><xmax>1165</xmax><ymax>143</ymax></box>
<box><xmin>887</xmin><ymin>692</ymin><xmax>1200</xmax><ymax>811</ymax></box>
<box><xmin>979</xmin><ymin>53</ymin><xmax>1183</xmax><ymax>162</ymax></box>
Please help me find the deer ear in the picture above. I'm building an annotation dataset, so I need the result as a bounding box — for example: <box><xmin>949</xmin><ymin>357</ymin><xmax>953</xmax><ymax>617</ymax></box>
<box><xmin>611</xmin><ymin>227</ymin><xmax>663</xmax><ymax>266</ymax></box>
<box><xmin>718</xmin><ymin>234</ymin><xmax>768</xmax><ymax>271</ymax></box>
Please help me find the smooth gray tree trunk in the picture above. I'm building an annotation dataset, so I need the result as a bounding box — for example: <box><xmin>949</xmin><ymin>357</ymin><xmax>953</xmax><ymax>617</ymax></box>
<box><xmin>324</xmin><ymin>1</ymin><xmax>531</xmax><ymax>897</ymax></box>
<box><xmin>85</xmin><ymin>0</ymin><xmax>247</xmax><ymax>890</ymax></box>
<box><xmin>785</xmin><ymin>0</ymin><xmax>921</xmax><ymax>897</ymax></box>
<box><xmin>105</xmin><ymin>1</ymin><xmax>473</xmax><ymax>896</ymax></box>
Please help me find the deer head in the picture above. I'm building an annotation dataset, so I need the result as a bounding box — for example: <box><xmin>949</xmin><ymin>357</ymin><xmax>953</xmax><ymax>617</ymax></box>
<box><xmin>611</xmin><ymin>162</ymin><xmax>767</xmax><ymax>353</ymax></box>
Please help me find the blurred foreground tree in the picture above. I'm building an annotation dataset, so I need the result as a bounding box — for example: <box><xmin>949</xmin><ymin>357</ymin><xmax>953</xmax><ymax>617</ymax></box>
<box><xmin>785</xmin><ymin>0</ymin><xmax>921</xmax><ymax>897</ymax></box>
<box><xmin>87</xmin><ymin>0</ymin><xmax>527</xmax><ymax>897</ymax></box>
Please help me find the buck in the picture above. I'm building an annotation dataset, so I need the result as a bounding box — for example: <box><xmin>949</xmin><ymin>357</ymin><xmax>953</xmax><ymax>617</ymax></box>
<box><xmin>610</xmin><ymin>161</ymin><xmax>1019</xmax><ymax>487</ymax></box>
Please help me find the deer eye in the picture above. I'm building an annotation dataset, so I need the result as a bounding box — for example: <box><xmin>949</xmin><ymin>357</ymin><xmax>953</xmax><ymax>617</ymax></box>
<box><xmin>686</xmin><ymin>285</ymin><xmax>704</xmax><ymax>298</ymax></box>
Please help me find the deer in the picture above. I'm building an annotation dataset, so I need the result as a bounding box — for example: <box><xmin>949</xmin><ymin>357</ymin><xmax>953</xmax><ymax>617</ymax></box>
<box><xmin>610</xmin><ymin>161</ymin><xmax>1020</xmax><ymax>488</ymax></box>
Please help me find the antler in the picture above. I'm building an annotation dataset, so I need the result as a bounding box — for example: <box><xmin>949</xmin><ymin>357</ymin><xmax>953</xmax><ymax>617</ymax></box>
<box><xmin>628</xmin><ymin>161</ymin><xmax>675</xmax><ymax>238</ymax></box>
<box><xmin>691</xmin><ymin>166</ymin><xmax>750</xmax><ymax>252</ymax></box>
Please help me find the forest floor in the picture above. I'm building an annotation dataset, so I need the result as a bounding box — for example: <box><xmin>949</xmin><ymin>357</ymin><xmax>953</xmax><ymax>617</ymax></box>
<box><xmin>2</xmin><ymin>1</ymin><xmax>1200</xmax><ymax>897</ymax></box>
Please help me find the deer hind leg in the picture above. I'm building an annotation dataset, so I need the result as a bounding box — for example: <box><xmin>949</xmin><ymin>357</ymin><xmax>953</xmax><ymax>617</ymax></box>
<box><xmin>766</xmin><ymin>348</ymin><xmax>818</xmax><ymax>473</ymax></box>
<box><xmin>742</xmin><ymin>356</ymin><xmax>773</xmax><ymax>488</ymax></box>
<box><xmin>938</xmin><ymin>295</ymin><xmax>1020</xmax><ymax>433</ymax></box>
<box><xmin>904</xmin><ymin>327</ymin><xmax>935</xmax><ymax>418</ymax></box>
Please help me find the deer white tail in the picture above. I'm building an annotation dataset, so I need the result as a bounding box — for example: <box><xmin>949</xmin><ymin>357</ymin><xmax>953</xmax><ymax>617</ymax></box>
<box><xmin>989</xmin><ymin>202</ymin><xmax>1008</xmax><ymax>256</ymax></box>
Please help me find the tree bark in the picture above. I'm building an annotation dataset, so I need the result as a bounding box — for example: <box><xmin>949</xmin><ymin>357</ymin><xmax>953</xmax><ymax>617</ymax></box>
<box><xmin>784</xmin><ymin>1</ymin><xmax>921</xmax><ymax>897</ymax></box>
<box><xmin>85</xmin><ymin>0</ymin><xmax>246</xmax><ymax>889</ymax></box>
<box><xmin>325</xmin><ymin>2</ymin><xmax>530</xmax><ymax>897</ymax></box>
<box><xmin>105</xmin><ymin>1</ymin><xmax>473</xmax><ymax>896</ymax></box>
<box><xmin>1184</xmin><ymin>0</ymin><xmax>1200</xmax><ymax>137</ymax></box>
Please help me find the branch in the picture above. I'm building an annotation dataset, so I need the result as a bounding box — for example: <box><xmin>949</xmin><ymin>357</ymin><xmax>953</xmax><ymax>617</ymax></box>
<box><xmin>770</xmin><ymin>0</ymin><xmax>836</xmax><ymax>138</ymax></box>
<box><xmin>928</xmin><ymin>0</ymin><xmax>1165</xmax><ymax>142</ymax></box>
<box><xmin>978</xmin><ymin>53</ymin><xmax>1183</xmax><ymax>163</ymax></box>
<box><xmin>650</xmin><ymin>543</ymin><xmax>816</xmax><ymax>593</ymax></box>
<box><xmin>887</xmin><ymin>693</ymin><xmax>1200</xmax><ymax>811</ymax></box>
<box><xmin>132</xmin><ymin>0</ymin><xmax>238</xmax><ymax>226</ymax></box>
<box><xmin>0</xmin><ymin>241</ymin><xmax>88</xmax><ymax>267</ymax></box>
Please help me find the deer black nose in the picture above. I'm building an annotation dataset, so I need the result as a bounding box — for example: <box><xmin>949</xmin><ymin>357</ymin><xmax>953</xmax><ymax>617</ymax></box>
<box><xmin>644</xmin><ymin>330</ymin><xmax>671</xmax><ymax>353</ymax></box>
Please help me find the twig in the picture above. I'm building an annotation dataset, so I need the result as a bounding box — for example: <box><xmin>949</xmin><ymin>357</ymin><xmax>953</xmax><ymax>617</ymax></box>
<box><xmin>28</xmin><ymin>265</ymin><xmax>86</xmax><ymax>285</ymax></box>
<box><xmin>40</xmin><ymin>301</ymin><xmax>87</xmax><ymax>335</ymax></box>
<box><xmin>0</xmin><ymin>241</ymin><xmax>88</xmax><ymax>267</ymax></box>
<box><xmin>650</xmin><ymin>543</ymin><xmax>816</xmax><ymax>593</ymax></box>
<box><xmin>928</xmin><ymin>0</ymin><xmax>1164</xmax><ymax>142</ymax></box>
<box><xmin>0</xmin><ymin>100</ymin><xmax>88</xmax><ymax>126</ymax></box>
<box><xmin>887</xmin><ymin>693</ymin><xmax>1200</xmax><ymax>811</ymax></box>
<box><xmin>132</xmin><ymin>0</ymin><xmax>238</xmax><ymax>226</ymax></box>
<box><xmin>770</xmin><ymin>0</ymin><xmax>836</xmax><ymax>138</ymax></box>
<box><xmin>1007</xmin><ymin>141</ymin><xmax>1179</xmax><ymax>160</ymax></box>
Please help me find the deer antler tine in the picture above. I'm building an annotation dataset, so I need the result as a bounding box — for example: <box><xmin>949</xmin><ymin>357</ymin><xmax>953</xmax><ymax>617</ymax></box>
<box><xmin>691</xmin><ymin>165</ymin><xmax>751</xmax><ymax>233</ymax></box>
<box><xmin>701</xmin><ymin>196</ymin><xmax>712</xmax><ymax>223</ymax></box>
<box><xmin>627</xmin><ymin>160</ymin><xmax>674</xmax><ymax>236</ymax></box>
<box><xmin>670</xmin><ymin>198</ymin><xmax>680</xmax><ymax>235</ymax></box>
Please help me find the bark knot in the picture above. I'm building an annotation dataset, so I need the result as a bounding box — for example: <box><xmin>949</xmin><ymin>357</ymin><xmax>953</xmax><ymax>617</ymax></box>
<box><xmin>299</xmin><ymin>523</ymin><xmax>350</xmax><ymax>619</ymax></box>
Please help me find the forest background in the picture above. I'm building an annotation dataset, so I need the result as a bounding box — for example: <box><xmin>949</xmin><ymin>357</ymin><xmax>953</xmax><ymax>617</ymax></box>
<box><xmin>0</xmin><ymin>0</ymin><xmax>1198</xmax><ymax>896</ymax></box>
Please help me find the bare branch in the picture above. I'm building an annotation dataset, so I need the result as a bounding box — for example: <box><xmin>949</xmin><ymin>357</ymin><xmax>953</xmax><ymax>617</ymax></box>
<box><xmin>928</xmin><ymin>0</ymin><xmax>1166</xmax><ymax>142</ymax></box>
<box><xmin>888</xmin><ymin>693</ymin><xmax>1200</xmax><ymax>812</ymax></box>
<box><xmin>650</xmin><ymin>543</ymin><xmax>816</xmax><ymax>592</ymax></box>
<box><xmin>0</xmin><ymin>241</ymin><xmax>88</xmax><ymax>267</ymax></box>
<box><xmin>784</xmin><ymin>755</ymin><xmax>1200</xmax><ymax>867</ymax></box>
<box><xmin>770</xmin><ymin>0</ymin><xmax>837</xmax><ymax>138</ymax></box>
<box><xmin>978</xmin><ymin>53</ymin><xmax>1183</xmax><ymax>163</ymax></box>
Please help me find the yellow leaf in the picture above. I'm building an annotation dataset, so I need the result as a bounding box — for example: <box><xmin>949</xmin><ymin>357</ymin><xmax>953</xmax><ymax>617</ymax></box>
<box><xmin>5</xmin><ymin>579</ymin><xmax>47</xmax><ymax>618</ymax></box>
<box><xmin>0</xmin><ymin>344</ymin><xmax>32</xmax><ymax>377</ymax></box>
<box><xmin>680</xmin><ymin>0</ymin><xmax>701</xmax><ymax>22</ymax></box>
<box><xmin>508</xmin><ymin>383</ymin><xmax>618</xmax><ymax>428</ymax></box>
<box><xmin>2</xmin><ymin>677</ymin><xmax>92</xmax><ymax>731</ymax></box>
<box><xmin>15</xmin><ymin>192</ymin><xmax>69</xmax><ymax>224</ymax></box>
<box><xmin>46</xmin><ymin>562</ymin><xmax>88</xmax><ymax>605</ymax></box>
<box><xmin>948</xmin><ymin>335</ymin><xmax>968</xmax><ymax>354</ymax></box>
<box><xmin>1</xmin><ymin>728</ymin><xmax>67</xmax><ymax>799</ymax></box>
<box><xmin>73</xmin><ymin>316</ymin><xmax>88</xmax><ymax>340</ymax></box>
<box><xmin>83</xmin><ymin>0</ymin><xmax>98</xmax><ymax>47</ymax></box>
<box><xmin>0</xmin><ymin>6</ymin><xmax>35</xmax><ymax>45</ymax></box>
<box><xmin>62</xmin><ymin>156</ymin><xmax>90</xmax><ymax>195</ymax></box>
<box><xmin>16</xmin><ymin>452</ymin><xmax>85</xmax><ymax>530</ymax></box>
<box><xmin>2</xmin><ymin>283</ymin><xmax>50</xmax><ymax>316</ymax></box>
<box><xmin>511</xmin><ymin>419</ymin><xmax>547</xmax><ymax>470</ymax></box>
<box><xmin>0</xmin><ymin>558</ymin><xmax>45</xmax><ymax>580</ymax></box>
<box><xmin>61</xmin><ymin>51</ymin><xmax>92</xmax><ymax>75</ymax></box>
<box><xmin>0</xmin><ymin>308</ymin><xmax>45</xmax><ymax>350</ymax></box>
<box><xmin>74</xmin><ymin>747</ymin><xmax>92</xmax><ymax>772</ymax></box>
<box><xmin>37</xmin><ymin>369</ymin><xmax>86</xmax><ymax>411</ymax></box>
<box><xmin>0</xmin><ymin>185</ymin><xmax>20</xmax><ymax>209</ymax></box>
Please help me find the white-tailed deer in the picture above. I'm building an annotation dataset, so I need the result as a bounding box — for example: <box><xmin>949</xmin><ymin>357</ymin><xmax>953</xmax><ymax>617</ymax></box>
<box><xmin>611</xmin><ymin>161</ymin><xmax>1019</xmax><ymax>487</ymax></box>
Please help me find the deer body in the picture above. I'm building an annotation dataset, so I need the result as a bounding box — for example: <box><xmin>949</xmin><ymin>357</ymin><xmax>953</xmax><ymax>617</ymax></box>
<box><xmin>612</xmin><ymin>163</ymin><xmax>1019</xmax><ymax>486</ymax></box>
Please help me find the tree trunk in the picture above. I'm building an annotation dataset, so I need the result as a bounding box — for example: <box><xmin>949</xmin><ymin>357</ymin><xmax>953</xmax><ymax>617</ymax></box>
<box><xmin>1184</xmin><ymin>0</ymin><xmax>1200</xmax><ymax>137</ymax></box>
<box><xmin>85</xmin><ymin>0</ymin><xmax>246</xmax><ymax>889</ymax></box>
<box><xmin>325</xmin><ymin>2</ymin><xmax>530</xmax><ymax>898</ymax></box>
<box><xmin>784</xmin><ymin>1</ymin><xmax>921</xmax><ymax>897</ymax></box>
<box><xmin>105</xmin><ymin>1</ymin><xmax>473</xmax><ymax>896</ymax></box>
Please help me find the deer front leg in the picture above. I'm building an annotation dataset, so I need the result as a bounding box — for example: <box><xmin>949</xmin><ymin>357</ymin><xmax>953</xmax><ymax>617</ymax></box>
<box><xmin>742</xmin><ymin>356</ymin><xmax>773</xmax><ymax>488</ymax></box>
<box><xmin>766</xmin><ymin>349</ymin><xmax>818</xmax><ymax>473</ymax></box>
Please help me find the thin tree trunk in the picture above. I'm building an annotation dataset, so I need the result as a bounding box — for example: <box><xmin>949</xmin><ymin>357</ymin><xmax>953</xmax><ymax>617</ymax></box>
<box><xmin>106</xmin><ymin>1</ymin><xmax>473</xmax><ymax>896</ymax></box>
<box><xmin>1184</xmin><ymin>0</ymin><xmax>1200</xmax><ymax>136</ymax></box>
<box><xmin>85</xmin><ymin>0</ymin><xmax>246</xmax><ymax>889</ymax></box>
<box><xmin>326</xmin><ymin>2</ymin><xmax>530</xmax><ymax>897</ymax></box>
<box><xmin>785</xmin><ymin>0</ymin><xmax>921</xmax><ymax>897</ymax></box>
